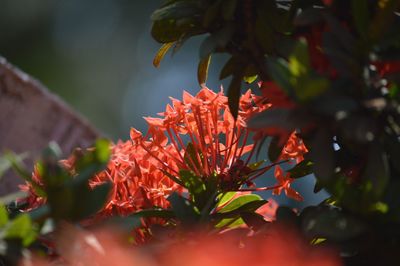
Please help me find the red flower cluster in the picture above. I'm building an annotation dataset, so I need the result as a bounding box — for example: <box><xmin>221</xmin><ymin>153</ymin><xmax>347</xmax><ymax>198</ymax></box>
<box><xmin>130</xmin><ymin>87</ymin><xmax>270</xmax><ymax>190</ymax></box>
<box><xmin>21</xmin><ymin>87</ymin><xmax>308</xmax><ymax>227</ymax></box>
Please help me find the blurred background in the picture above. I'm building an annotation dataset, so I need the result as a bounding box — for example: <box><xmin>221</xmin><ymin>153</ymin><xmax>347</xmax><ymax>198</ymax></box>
<box><xmin>0</xmin><ymin>0</ymin><xmax>327</xmax><ymax>207</ymax></box>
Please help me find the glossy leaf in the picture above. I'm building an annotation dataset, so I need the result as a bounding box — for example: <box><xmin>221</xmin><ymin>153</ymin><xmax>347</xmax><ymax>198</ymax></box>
<box><xmin>217</xmin><ymin>194</ymin><xmax>263</xmax><ymax>214</ymax></box>
<box><xmin>197</xmin><ymin>54</ymin><xmax>211</xmax><ymax>87</ymax></box>
<box><xmin>168</xmin><ymin>192</ymin><xmax>200</xmax><ymax>225</ymax></box>
<box><xmin>227</xmin><ymin>73</ymin><xmax>242</xmax><ymax>119</ymax></box>
<box><xmin>151</xmin><ymin>1</ymin><xmax>201</xmax><ymax>21</ymax></box>
<box><xmin>288</xmin><ymin>159</ymin><xmax>314</xmax><ymax>178</ymax></box>
<box><xmin>153</xmin><ymin>42</ymin><xmax>175</xmax><ymax>67</ymax></box>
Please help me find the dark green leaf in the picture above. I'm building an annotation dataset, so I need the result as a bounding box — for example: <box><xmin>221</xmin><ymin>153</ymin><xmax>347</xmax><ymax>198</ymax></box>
<box><xmin>310</xmin><ymin>128</ymin><xmax>335</xmax><ymax>183</ymax></box>
<box><xmin>351</xmin><ymin>0</ymin><xmax>369</xmax><ymax>39</ymax></box>
<box><xmin>276</xmin><ymin>206</ymin><xmax>298</xmax><ymax>224</ymax></box>
<box><xmin>217</xmin><ymin>194</ymin><xmax>262</xmax><ymax>214</ymax></box>
<box><xmin>288</xmin><ymin>159</ymin><xmax>314</xmax><ymax>178</ymax></box>
<box><xmin>215</xmin><ymin>216</ymin><xmax>244</xmax><ymax>228</ymax></box>
<box><xmin>241</xmin><ymin>212</ymin><xmax>268</xmax><ymax>230</ymax></box>
<box><xmin>179</xmin><ymin>170</ymin><xmax>205</xmax><ymax>195</ymax></box>
<box><xmin>199</xmin><ymin>25</ymin><xmax>234</xmax><ymax>58</ymax></box>
<box><xmin>197</xmin><ymin>54</ymin><xmax>211</xmax><ymax>87</ymax></box>
<box><xmin>227</xmin><ymin>73</ymin><xmax>242</xmax><ymax>119</ymax></box>
<box><xmin>266</xmin><ymin>58</ymin><xmax>293</xmax><ymax>95</ymax></box>
<box><xmin>268</xmin><ymin>137</ymin><xmax>284</xmax><ymax>162</ymax></box>
<box><xmin>168</xmin><ymin>192</ymin><xmax>200</xmax><ymax>225</ymax></box>
<box><xmin>151</xmin><ymin>1</ymin><xmax>201</xmax><ymax>21</ymax></box>
<box><xmin>363</xmin><ymin>141</ymin><xmax>389</xmax><ymax>199</ymax></box>
<box><xmin>151</xmin><ymin>19</ymin><xmax>204</xmax><ymax>43</ymax></box>
<box><xmin>248</xmin><ymin>108</ymin><xmax>298</xmax><ymax>130</ymax></box>
<box><xmin>300</xmin><ymin>206</ymin><xmax>367</xmax><ymax>242</ymax></box>
<box><xmin>288</xmin><ymin>39</ymin><xmax>310</xmax><ymax>77</ymax></box>
<box><xmin>160</xmin><ymin>169</ymin><xmax>185</xmax><ymax>187</ymax></box>
<box><xmin>216</xmin><ymin>192</ymin><xmax>236</xmax><ymax>207</ymax></box>
<box><xmin>72</xmin><ymin>182</ymin><xmax>111</xmax><ymax>221</ymax></box>
<box><xmin>215</xmin><ymin>200</ymin><xmax>267</xmax><ymax>218</ymax></box>
<box><xmin>153</xmin><ymin>42</ymin><xmax>175</xmax><ymax>67</ymax></box>
<box><xmin>219</xmin><ymin>56</ymin><xmax>242</xmax><ymax>80</ymax></box>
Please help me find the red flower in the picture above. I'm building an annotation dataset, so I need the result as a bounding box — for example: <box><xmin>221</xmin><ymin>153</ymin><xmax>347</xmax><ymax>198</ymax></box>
<box><xmin>131</xmin><ymin>87</ymin><xmax>271</xmax><ymax>190</ymax></box>
<box><xmin>89</xmin><ymin>140</ymin><xmax>181</xmax><ymax>218</ymax></box>
<box><xmin>280</xmin><ymin>131</ymin><xmax>309</xmax><ymax>164</ymax></box>
<box><xmin>273</xmin><ymin>165</ymin><xmax>303</xmax><ymax>201</ymax></box>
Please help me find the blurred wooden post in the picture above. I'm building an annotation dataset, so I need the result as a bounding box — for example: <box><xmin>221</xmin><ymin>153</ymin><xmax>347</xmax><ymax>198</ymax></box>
<box><xmin>0</xmin><ymin>56</ymin><xmax>100</xmax><ymax>195</ymax></box>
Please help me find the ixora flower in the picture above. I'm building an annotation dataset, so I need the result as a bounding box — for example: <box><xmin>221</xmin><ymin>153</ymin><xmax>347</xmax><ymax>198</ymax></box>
<box><xmin>130</xmin><ymin>87</ymin><xmax>303</xmax><ymax>194</ymax></box>
<box><xmin>21</xmin><ymin>87</ymin><xmax>306</xmax><ymax>225</ymax></box>
<box><xmin>89</xmin><ymin>140</ymin><xmax>182</xmax><ymax>217</ymax></box>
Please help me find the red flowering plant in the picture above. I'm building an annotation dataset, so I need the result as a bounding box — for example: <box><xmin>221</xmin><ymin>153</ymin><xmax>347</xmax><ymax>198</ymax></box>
<box><xmin>1</xmin><ymin>0</ymin><xmax>400</xmax><ymax>265</ymax></box>
<box><xmin>16</xmin><ymin>87</ymin><xmax>306</xmax><ymax>243</ymax></box>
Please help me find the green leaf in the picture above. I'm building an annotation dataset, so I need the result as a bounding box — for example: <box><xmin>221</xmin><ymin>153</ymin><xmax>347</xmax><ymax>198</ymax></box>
<box><xmin>219</xmin><ymin>56</ymin><xmax>242</xmax><ymax>80</ymax></box>
<box><xmin>95</xmin><ymin>139</ymin><xmax>111</xmax><ymax>163</ymax></box>
<box><xmin>249</xmin><ymin>108</ymin><xmax>304</xmax><ymax>132</ymax></box>
<box><xmin>363</xmin><ymin>141</ymin><xmax>389</xmax><ymax>199</ymax></box>
<box><xmin>160</xmin><ymin>169</ymin><xmax>185</xmax><ymax>187</ymax></box>
<box><xmin>266</xmin><ymin>58</ymin><xmax>293</xmax><ymax>95</ymax></box>
<box><xmin>295</xmin><ymin>77</ymin><xmax>329</xmax><ymax>102</ymax></box>
<box><xmin>227</xmin><ymin>73</ymin><xmax>242</xmax><ymax>119</ymax></box>
<box><xmin>241</xmin><ymin>212</ymin><xmax>267</xmax><ymax>230</ymax></box>
<box><xmin>288</xmin><ymin>160</ymin><xmax>314</xmax><ymax>178</ymax></box>
<box><xmin>183</xmin><ymin>142</ymin><xmax>201</xmax><ymax>173</ymax></box>
<box><xmin>215</xmin><ymin>217</ymin><xmax>244</xmax><ymax>228</ymax></box>
<box><xmin>179</xmin><ymin>170</ymin><xmax>205</xmax><ymax>195</ymax></box>
<box><xmin>300</xmin><ymin>206</ymin><xmax>367</xmax><ymax>242</ymax></box>
<box><xmin>197</xmin><ymin>54</ymin><xmax>211</xmax><ymax>87</ymax></box>
<box><xmin>248</xmin><ymin>160</ymin><xmax>266</xmax><ymax>170</ymax></box>
<box><xmin>153</xmin><ymin>42</ymin><xmax>175</xmax><ymax>68</ymax></box>
<box><xmin>72</xmin><ymin>182</ymin><xmax>111</xmax><ymax>221</ymax></box>
<box><xmin>351</xmin><ymin>0</ymin><xmax>369</xmax><ymax>39</ymax></box>
<box><xmin>5</xmin><ymin>214</ymin><xmax>36</xmax><ymax>246</ymax></box>
<box><xmin>310</xmin><ymin>128</ymin><xmax>335</xmax><ymax>183</ymax></box>
<box><xmin>268</xmin><ymin>137</ymin><xmax>284</xmax><ymax>162</ymax></box>
<box><xmin>217</xmin><ymin>194</ymin><xmax>262</xmax><ymax>214</ymax></box>
<box><xmin>151</xmin><ymin>1</ymin><xmax>201</xmax><ymax>21</ymax></box>
<box><xmin>243</xmin><ymin>75</ymin><xmax>258</xmax><ymax>84</ymax></box>
<box><xmin>199</xmin><ymin>25</ymin><xmax>234</xmax><ymax>58</ymax></box>
<box><xmin>215</xmin><ymin>200</ymin><xmax>267</xmax><ymax>219</ymax></box>
<box><xmin>168</xmin><ymin>192</ymin><xmax>200</xmax><ymax>225</ymax></box>
<box><xmin>243</xmin><ymin>64</ymin><xmax>258</xmax><ymax>84</ymax></box>
<box><xmin>288</xmin><ymin>39</ymin><xmax>310</xmax><ymax>77</ymax></box>
<box><xmin>151</xmin><ymin>18</ymin><xmax>204</xmax><ymax>43</ymax></box>
<box><xmin>216</xmin><ymin>192</ymin><xmax>236</xmax><ymax>207</ymax></box>
<box><xmin>0</xmin><ymin>204</ymin><xmax>9</xmax><ymax>227</ymax></box>
<box><xmin>276</xmin><ymin>206</ymin><xmax>298</xmax><ymax>224</ymax></box>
